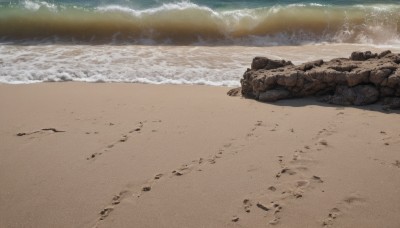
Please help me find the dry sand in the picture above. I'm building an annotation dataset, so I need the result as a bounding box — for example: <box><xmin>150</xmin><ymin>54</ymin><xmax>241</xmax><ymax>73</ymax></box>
<box><xmin>1</xmin><ymin>82</ymin><xmax>400</xmax><ymax>228</ymax></box>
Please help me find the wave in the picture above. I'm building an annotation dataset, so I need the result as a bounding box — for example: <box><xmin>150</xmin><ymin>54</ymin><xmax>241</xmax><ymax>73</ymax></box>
<box><xmin>0</xmin><ymin>1</ymin><xmax>399</xmax><ymax>45</ymax></box>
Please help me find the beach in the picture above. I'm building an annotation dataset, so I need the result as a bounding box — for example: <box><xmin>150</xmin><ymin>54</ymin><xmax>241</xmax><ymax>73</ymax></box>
<box><xmin>1</xmin><ymin>0</ymin><xmax>400</xmax><ymax>227</ymax></box>
<box><xmin>1</xmin><ymin>82</ymin><xmax>400</xmax><ymax>227</ymax></box>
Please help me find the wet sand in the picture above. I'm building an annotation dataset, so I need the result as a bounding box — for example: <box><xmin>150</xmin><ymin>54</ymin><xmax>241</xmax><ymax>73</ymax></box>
<box><xmin>1</xmin><ymin>82</ymin><xmax>400</xmax><ymax>228</ymax></box>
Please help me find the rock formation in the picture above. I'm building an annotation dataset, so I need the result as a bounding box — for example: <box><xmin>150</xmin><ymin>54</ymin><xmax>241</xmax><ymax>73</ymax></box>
<box><xmin>233</xmin><ymin>50</ymin><xmax>400</xmax><ymax>109</ymax></box>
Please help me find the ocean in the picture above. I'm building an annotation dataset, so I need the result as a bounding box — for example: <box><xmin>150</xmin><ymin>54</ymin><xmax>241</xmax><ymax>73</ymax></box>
<box><xmin>1</xmin><ymin>0</ymin><xmax>400</xmax><ymax>85</ymax></box>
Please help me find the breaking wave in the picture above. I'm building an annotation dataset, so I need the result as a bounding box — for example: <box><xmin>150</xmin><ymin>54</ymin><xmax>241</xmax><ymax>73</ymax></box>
<box><xmin>0</xmin><ymin>1</ymin><xmax>400</xmax><ymax>45</ymax></box>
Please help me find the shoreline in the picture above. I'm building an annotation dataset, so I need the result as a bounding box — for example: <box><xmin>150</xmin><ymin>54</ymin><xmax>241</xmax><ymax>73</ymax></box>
<box><xmin>2</xmin><ymin>44</ymin><xmax>399</xmax><ymax>85</ymax></box>
<box><xmin>1</xmin><ymin>82</ymin><xmax>400</xmax><ymax>228</ymax></box>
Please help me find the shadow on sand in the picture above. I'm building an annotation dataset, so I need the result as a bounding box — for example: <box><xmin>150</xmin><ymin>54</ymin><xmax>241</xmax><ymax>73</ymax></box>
<box><xmin>240</xmin><ymin>96</ymin><xmax>400</xmax><ymax>115</ymax></box>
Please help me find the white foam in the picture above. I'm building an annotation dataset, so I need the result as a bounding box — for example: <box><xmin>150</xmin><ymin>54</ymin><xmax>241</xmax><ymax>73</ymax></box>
<box><xmin>23</xmin><ymin>0</ymin><xmax>57</xmax><ymax>11</ymax></box>
<box><xmin>96</xmin><ymin>2</ymin><xmax>219</xmax><ymax>17</ymax></box>
<box><xmin>1</xmin><ymin>44</ymin><xmax>400</xmax><ymax>86</ymax></box>
<box><xmin>23</xmin><ymin>0</ymin><xmax>40</xmax><ymax>11</ymax></box>
<box><xmin>0</xmin><ymin>45</ymin><xmax>245</xmax><ymax>86</ymax></box>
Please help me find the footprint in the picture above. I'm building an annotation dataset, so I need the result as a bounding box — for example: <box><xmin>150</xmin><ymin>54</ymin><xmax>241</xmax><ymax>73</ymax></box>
<box><xmin>322</xmin><ymin>194</ymin><xmax>364</xmax><ymax>227</ymax></box>
<box><xmin>276</xmin><ymin>168</ymin><xmax>296</xmax><ymax>178</ymax></box>
<box><xmin>94</xmin><ymin>120</ymin><xmax>268</xmax><ymax>225</ymax></box>
<box><xmin>87</xmin><ymin>152</ymin><xmax>103</xmax><ymax>160</ymax></box>
<box><xmin>247</xmin><ymin>121</ymin><xmax>265</xmax><ymax>136</ymax></box>
<box><xmin>87</xmin><ymin>121</ymin><xmax>150</xmax><ymax>160</ymax></box>
<box><xmin>393</xmin><ymin>160</ymin><xmax>400</xmax><ymax>168</ymax></box>
<box><xmin>296</xmin><ymin>180</ymin><xmax>310</xmax><ymax>188</ymax></box>
<box><xmin>243</xmin><ymin>199</ymin><xmax>252</xmax><ymax>213</ymax></box>
<box><xmin>311</xmin><ymin>175</ymin><xmax>324</xmax><ymax>183</ymax></box>
<box><xmin>269</xmin><ymin>217</ymin><xmax>280</xmax><ymax>225</ymax></box>
<box><xmin>319</xmin><ymin>139</ymin><xmax>328</xmax><ymax>146</ymax></box>
<box><xmin>142</xmin><ymin>186</ymin><xmax>151</xmax><ymax>192</ymax></box>
<box><xmin>98</xmin><ymin>189</ymin><xmax>133</xmax><ymax>221</ymax></box>
<box><xmin>172</xmin><ymin>163</ymin><xmax>199</xmax><ymax>176</ymax></box>
<box><xmin>322</xmin><ymin>208</ymin><xmax>341</xmax><ymax>227</ymax></box>
<box><xmin>119</xmin><ymin>135</ymin><xmax>128</xmax><ymax>142</ymax></box>
<box><xmin>223</xmin><ymin>143</ymin><xmax>232</xmax><ymax>148</ymax></box>
<box><xmin>270</xmin><ymin>123</ymin><xmax>279</xmax><ymax>132</ymax></box>
<box><xmin>111</xmin><ymin>195</ymin><xmax>121</xmax><ymax>205</ymax></box>
<box><xmin>315</xmin><ymin>127</ymin><xmax>337</xmax><ymax>139</ymax></box>
<box><xmin>292</xmin><ymin>191</ymin><xmax>303</xmax><ymax>199</ymax></box>
<box><xmin>111</xmin><ymin>190</ymin><xmax>130</xmax><ymax>205</ymax></box>
<box><xmin>342</xmin><ymin>194</ymin><xmax>364</xmax><ymax>205</ymax></box>
<box><xmin>273</xmin><ymin>203</ymin><xmax>283</xmax><ymax>214</ymax></box>
<box><xmin>231</xmin><ymin>216</ymin><xmax>240</xmax><ymax>222</ymax></box>
<box><xmin>99</xmin><ymin>207</ymin><xmax>113</xmax><ymax>220</ymax></box>
<box><xmin>129</xmin><ymin>121</ymin><xmax>144</xmax><ymax>133</ymax></box>
<box><xmin>207</xmin><ymin>158</ymin><xmax>216</xmax><ymax>164</ymax></box>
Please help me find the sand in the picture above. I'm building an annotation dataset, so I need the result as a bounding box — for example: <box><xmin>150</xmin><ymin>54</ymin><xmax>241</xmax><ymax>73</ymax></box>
<box><xmin>1</xmin><ymin>82</ymin><xmax>400</xmax><ymax>228</ymax></box>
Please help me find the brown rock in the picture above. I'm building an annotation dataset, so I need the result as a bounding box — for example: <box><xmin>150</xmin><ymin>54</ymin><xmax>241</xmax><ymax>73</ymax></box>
<box><xmin>346</xmin><ymin>70</ymin><xmax>369</xmax><ymax>87</ymax></box>
<box><xmin>297</xmin><ymin>59</ymin><xmax>324</xmax><ymax>71</ymax></box>
<box><xmin>323</xmin><ymin>85</ymin><xmax>379</xmax><ymax>106</ymax></box>
<box><xmin>238</xmin><ymin>50</ymin><xmax>400</xmax><ymax>108</ymax></box>
<box><xmin>387</xmin><ymin>71</ymin><xmax>400</xmax><ymax>88</ymax></box>
<box><xmin>383</xmin><ymin>97</ymin><xmax>400</xmax><ymax>109</ymax></box>
<box><xmin>350</xmin><ymin>51</ymin><xmax>377</xmax><ymax>61</ymax></box>
<box><xmin>251</xmin><ymin>57</ymin><xmax>293</xmax><ymax>70</ymax></box>
<box><xmin>259</xmin><ymin>89</ymin><xmax>290</xmax><ymax>102</ymax></box>
<box><xmin>329</xmin><ymin>64</ymin><xmax>358</xmax><ymax>72</ymax></box>
<box><xmin>378</xmin><ymin>50</ymin><xmax>391</xmax><ymax>58</ymax></box>
<box><xmin>380</xmin><ymin>87</ymin><xmax>395</xmax><ymax>97</ymax></box>
<box><xmin>227</xmin><ymin>87</ymin><xmax>241</xmax><ymax>96</ymax></box>
<box><xmin>370</xmin><ymin>69</ymin><xmax>392</xmax><ymax>85</ymax></box>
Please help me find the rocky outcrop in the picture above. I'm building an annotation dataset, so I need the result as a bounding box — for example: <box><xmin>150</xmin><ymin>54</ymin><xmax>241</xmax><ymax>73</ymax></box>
<box><xmin>235</xmin><ymin>50</ymin><xmax>400</xmax><ymax>109</ymax></box>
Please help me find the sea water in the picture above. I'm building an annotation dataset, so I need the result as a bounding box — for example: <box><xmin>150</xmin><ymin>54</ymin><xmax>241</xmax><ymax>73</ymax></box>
<box><xmin>0</xmin><ymin>0</ymin><xmax>399</xmax><ymax>85</ymax></box>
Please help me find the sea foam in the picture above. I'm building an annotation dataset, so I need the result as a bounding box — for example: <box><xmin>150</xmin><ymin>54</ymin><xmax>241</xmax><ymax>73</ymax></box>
<box><xmin>1</xmin><ymin>44</ymin><xmax>400</xmax><ymax>85</ymax></box>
